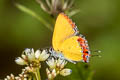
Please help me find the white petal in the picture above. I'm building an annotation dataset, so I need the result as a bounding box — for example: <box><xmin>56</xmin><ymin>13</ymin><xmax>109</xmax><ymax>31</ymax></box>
<box><xmin>40</xmin><ymin>54</ymin><xmax>49</xmax><ymax>61</ymax></box>
<box><xmin>19</xmin><ymin>74</ymin><xmax>22</xmax><ymax>77</ymax></box>
<box><xmin>35</xmin><ymin>50</ymin><xmax>41</xmax><ymax>59</ymax></box>
<box><xmin>10</xmin><ymin>74</ymin><xmax>14</xmax><ymax>79</ymax></box>
<box><xmin>4</xmin><ymin>78</ymin><xmax>7</xmax><ymax>80</ymax></box>
<box><xmin>24</xmin><ymin>74</ymin><xmax>27</xmax><ymax>77</ymax></box>
<box><xmin>41</xmin><ymin>50</ymin><xmax>47</xmax><ymax>56</ymax></box>
<box><xmin>27</xmin><ymin>53</ymin><xmax>35</xmax><ymax>62</ymax></box>
<box><xmin>39</xmin><ymin>50</ymin><xmax>49</xmax><ymax>61</ymax></box>
<box><xmin>24</xmin><ymin>78</ymin><xmax>27</xmax><ymax>80</ymax></box>
<box><xmin>26</xmin><ymin>49</ymin><xmax>35</xmax><ymax>62</ymax></box>
<box><xmin>60</xmin><ymin>60</ymin><xmax>67</xmax><ymax>69</ymax></box>
<box><xmin>57</xmin><ymin>58</ymin><xmax>63</xmax><ymax>66</ymax></box>
<box><xmin>15</xmin><ymin>76</ymin><xmax>20</xmax><ymax>79</ymax></box>
<box><xmin>21</xmin><ymin>54</ymin><xmax>26</xmax><ymax>59</ymax></box>
<box><xmin>7</xmin><ymin>76</ymin><xmax>10</xmax><ymax>79</ymax></box>
<box><xmin>31</xmin><ymin>48</ymin><xmax>34</xmax><ymax>54</ymax></box>
<box><xmin>24</xmin><ymin>48</ymin><xmax>31</xmax><ymax>55</ymax></box>
<box><xmin>25</xmin><ymin>66</ymin><xmax>34</xmax><ymax>72</ymax></box>
<box><xmin>15</xmin><ymin>57</ymin><xmax>27</xmax><ymax>65</ymax></box>
<box><xmin>48</xmin><ymin>74</ymin><xmax>52</xmax><ymax>79</ymax></box>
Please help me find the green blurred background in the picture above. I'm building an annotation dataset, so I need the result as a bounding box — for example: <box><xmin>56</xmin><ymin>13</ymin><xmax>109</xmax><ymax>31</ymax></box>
<box><xmin>0</xmin><ymin>0</ymin><xmax>120</xmax><ymax>80</ymax></box>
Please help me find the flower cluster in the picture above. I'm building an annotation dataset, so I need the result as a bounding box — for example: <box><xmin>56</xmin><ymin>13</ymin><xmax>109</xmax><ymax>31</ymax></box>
<box><xmin>4</xmin><ymin>48</ymin><xmax>72</xmax><ymax>80</ymax></box>
<box><xmin>15</xmin><ymin>48</ymin><xmax>50</xmax><ymax>67</ymax></box>
<box><xmin>46</xmin><ymin>58</ymin><xmax>72</xmax><ymax>80</ymax></box>
<box><xmin>4</xmin><ymin>68</ymin><xmax>28</xmax><ymax>80</ymax></box>
<box><xmin>36</xmin><ymin>0</ymin><xmax>75</xmax><ymax>16</ymax></box>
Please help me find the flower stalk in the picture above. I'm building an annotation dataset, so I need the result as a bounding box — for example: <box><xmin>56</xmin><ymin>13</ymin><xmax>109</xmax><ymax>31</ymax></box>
<box><xmin>34</xmin><ymin>68</ymin><xmax>41</xmax><ymax>80</ymax></box>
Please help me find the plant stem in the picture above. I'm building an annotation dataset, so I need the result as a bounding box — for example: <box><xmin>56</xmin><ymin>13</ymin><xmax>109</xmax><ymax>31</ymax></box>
<box><xmin>33</xmin><ymin>73</ymin><xmax>37</xmax><ymax>80</ymax></box>
<box><xmin>37</xmin><ymin>68</ymin><xmax>41</xmax><ymax>80</ymax></box>
<box><xmin>48</xmin><ymin>78</ymin><xmax>54</xmax><ymax>80</ymax></box>
<box><xmin>35</xmin><ymin>68</ymin><xmax>41</xmax><ymax>80</ymax></box>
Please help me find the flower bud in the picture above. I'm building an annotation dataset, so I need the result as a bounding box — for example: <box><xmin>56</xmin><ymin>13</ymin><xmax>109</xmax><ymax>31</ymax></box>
<box><xmin>60</xmin><ymin>69</ymin><xmax>72</xmax><ymax>76</ymax></box>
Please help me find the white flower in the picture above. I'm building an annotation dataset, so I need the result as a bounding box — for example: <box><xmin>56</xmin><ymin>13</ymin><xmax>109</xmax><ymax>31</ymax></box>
<box><xmin>4</xmin><ymin>78</ymin><xmax>7</xmax><ymax>80</ymax></box>
<box><xmin>60</xmin><ymin>69</ymin><xmax>72</xmax><ymax>76</ymax></box>
<box><xmin>23</xmin><ymin>48</ymin><xmax>49</xmax><ymax>62</ymax></box>
<box><xmin>46</xmin><ymin>58</ymin><xmax>57</xmax><ymax>69</ymax></box>
<box><xmin>15</xmin><ymin>57</ymin><xmax>27</xmax><ymax>65</ymax></box>
<box><xmin>48</xmin><ymin>74</ymin><xmax>52</xmax><ymax>80</ymax></box>
<box><xmin>35</xmin><ymin>50</ymin><xmax>50</xmax><ymax>61</ymax></box>
<box><xmin>26</xmin><ymin>48</ymin><xmax>35</xmax><ymax>62</ymax></box>
<box><xmin>16</xmin><ymin>48</ymin><xmax>49</xmax><ymax>65</ymax></box>
<box><xmin>46</xmin><ymin>68</ymin><xmax>57</xmax><ymax>80</ymax></box>
<box><xmin>57</xmin><ymin>58</ymin><xmax>67</xmax><ymax>69</ymax></box>
<box><xmin>46</xmin><ymin>68</ymin><xmax>50</xmax><ymax>74</ymax></box>
<box><xmin>15</xmin><ymin>76</ymin><xmax>20</xmax><ymax>80</ymax></box>
<box><xmin>36</xmin><ymin>0</ymin><xmax>76</xmax><ymax>17</ymax></box>
<box><xmin>6</xmin><ymin>76</ymin><xmax>10</xmax><ymax>79</ymax></box>
<box><xmin>23</xmin><ymin>74</ymin><xmax>27</xmax><ymax>78</ymax></box>
<box><xmin>25</xmin><ymin>66</ymin><xmax>35</xmax><ymax>72</ymax></box>
<box><xmin>46</xmin><ymin>68</ymin><xmax>52</xmax><ymax>79</ymax></box>
<box><xmin>51</xmin><ymin>69</ymin><xmax>57</xmax><ymax>77</ymax></box>
<box><xmin>24</xmin><ymin>78</ymin><xmax>27</xmax><ymax>80</ymax></box>
<box><xmin>5</xmin><ymin>74</ymin><xmax>15</xmax><ymax>80</ymax></box>
<box><xmin>10</xmin><ymin>74</ymin><xmax>14</xmax><ymax>79</ymax></box>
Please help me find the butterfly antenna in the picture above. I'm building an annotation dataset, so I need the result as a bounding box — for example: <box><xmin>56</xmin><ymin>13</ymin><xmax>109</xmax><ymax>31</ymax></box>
<box><xmin>90</xmin><ymin>50</ymin><xmax>101</xmax><ymax>58</ymax></box>
<box><xmin>93</xmin><ymin>50</ymin><xmax>101</xmax><ymax>53</ymax></box>
<box><xmin>91</xmin><ymin>54</ymin><xmax>101</xmax><ymax>58</ymax></box>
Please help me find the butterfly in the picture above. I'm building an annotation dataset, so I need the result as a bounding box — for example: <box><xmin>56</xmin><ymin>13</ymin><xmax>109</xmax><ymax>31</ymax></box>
<box><xmin>51</xmin><ymin>13</ymin><xmax>90</xmax><ymax>63</ymax></box>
